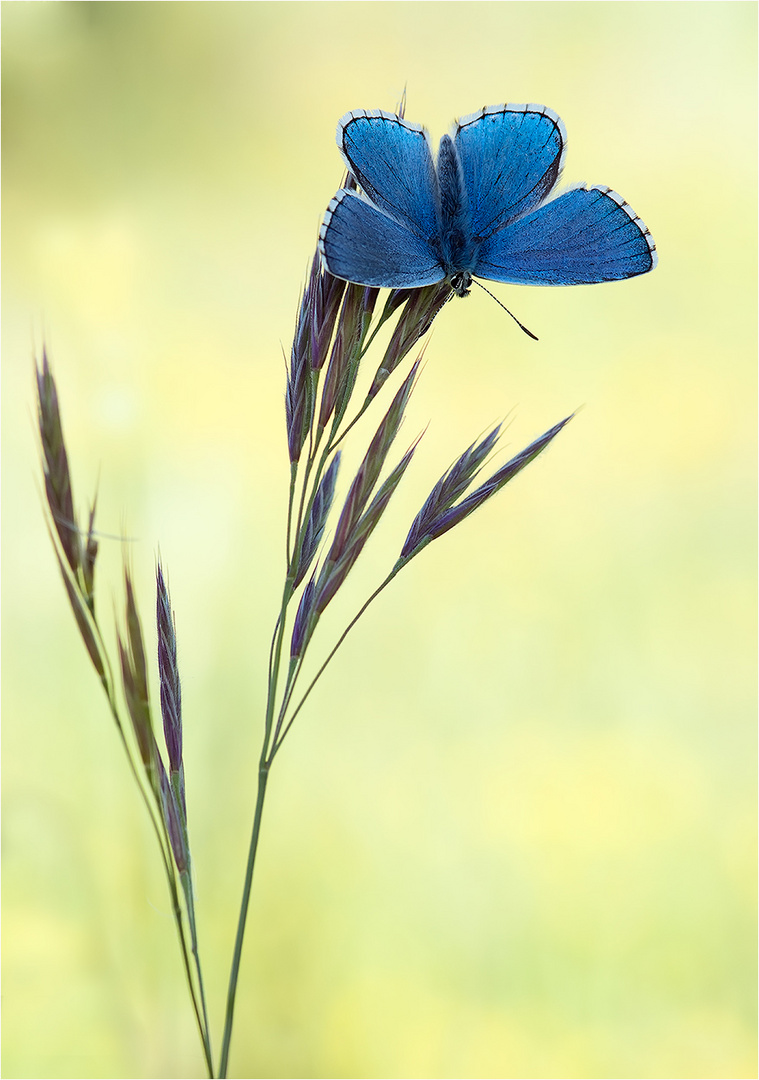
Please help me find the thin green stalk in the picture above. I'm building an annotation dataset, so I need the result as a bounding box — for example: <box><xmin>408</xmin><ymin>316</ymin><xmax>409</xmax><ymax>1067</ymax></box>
<box><xmin>270</xmin><ymin>562</ymin><xmax>403</xmax><ymax>762</ymax></box>
<box><xmin>284</xmin><ymin>461</ymin><xmax>298</xmax><ymax>564</ymax></box>
<box><xmin>290</xmin><ymin>425</ymin><xmax>328</xmax><ymax>573</ymax></box>
<box><xmin>268</xmin><ymin>655</ymin><xmax>303</xmax><ymax>756</ymax></box>
<box><xmin>180</xmin><ymin>870</ymin><xmax>214</xmax><ymax>1077</ymax></box>
<box><xmin>219</xmin><ymin>570</ymin><xmax>294</xmax><ymax>1075</ymax></box>
<box><xmin>326</xmin><ymin>403</ymin><xmax>364</xmax><ymax>454</ymax></box>
<box><xmin>291</xmin><ymin>452</ymin><xmax>318</xmax><ymax>569</ymax></box>
<box><xmin>218</xmin><ymin>757</ymin><xmax>270</xmax><ymax>1079</ymax></box>
<box><xmin>167</xmin><ymin>857</ymin><xmax>214</xmax><ymax>1077</ymax></box>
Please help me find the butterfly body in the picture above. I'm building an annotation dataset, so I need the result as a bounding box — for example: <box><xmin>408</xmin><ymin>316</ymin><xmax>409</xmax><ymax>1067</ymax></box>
<box><xmin>434</xmin><ymin>134</ymin><xmax>478</xmax><ymax>292</ymax></box>
<box><xmin>319</xmin><ymin>104</ymin><xmax>656</xmax><ymax>293</ymax></box>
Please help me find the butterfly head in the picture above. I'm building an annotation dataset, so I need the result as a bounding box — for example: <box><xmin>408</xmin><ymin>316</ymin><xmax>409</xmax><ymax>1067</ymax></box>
<box><xmin>449</xmin><ymin>271</ymin><xmax>472</xmax><ymax>298</ymax></box>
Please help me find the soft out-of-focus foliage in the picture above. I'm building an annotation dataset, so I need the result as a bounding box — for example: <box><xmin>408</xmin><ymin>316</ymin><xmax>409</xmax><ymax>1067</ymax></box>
<box><xmin>3</xmin><ymin>3</ymin><xmax>756</xmax><ymax>1078</ymax></box>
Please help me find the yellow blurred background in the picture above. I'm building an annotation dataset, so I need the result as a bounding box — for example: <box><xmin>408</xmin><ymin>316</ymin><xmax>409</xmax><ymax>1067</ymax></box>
<box><xmin>2</xmin><ymin>3</ymin><xmax>756</xmax><ymax>1078</ymax></box>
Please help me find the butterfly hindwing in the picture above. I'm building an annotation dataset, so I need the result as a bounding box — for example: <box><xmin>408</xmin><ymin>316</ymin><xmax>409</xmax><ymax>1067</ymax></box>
<box><xmin>319</xmin><ymin>189</ymin><xmax>444</xmax><ymax>289</ymax></box>
<box><xmin>455</xmin><ymin>104</ymin><xmax>566</xmax><ymax>240</ymax></box>
<box><xmin>338</xmin><ymin>110</ymin><xmax>440</xmax><ymax>243</ymax></box>
<box><xmin>475</xmin><ymin>185</ymin><xmax>657</xmax><ymax>286</ymax></box>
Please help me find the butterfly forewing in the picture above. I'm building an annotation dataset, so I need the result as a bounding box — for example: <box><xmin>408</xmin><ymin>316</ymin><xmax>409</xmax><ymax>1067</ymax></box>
<box><xmin>338</xmin><ymin>111</ymin><xmax>440</xmax><ymax>244</ymax></box>
<box><xmin>455</xmin><ymin>105</ymin><xmax>566</xmax><ymax>240</ymax></box>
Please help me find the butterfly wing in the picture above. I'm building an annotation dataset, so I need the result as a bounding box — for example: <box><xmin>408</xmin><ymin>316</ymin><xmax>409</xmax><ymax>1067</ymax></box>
<box><xmin>474</xmin><ymin>185</ymin><xmax>657</xmax><ymax>285</ymax></box>
<box><xmin>454</xmin><ymin>104</ymin><xmax>566</xmax><ymax>239</ymax></box>
<box><xmin>338</xmin><ymin>110</ymin><xmax>440</xmax><ymax>243</ymax></box>
<box><xmin>319</xmin><ymin>189</ymin><xmax>445</xmax><ymax>289</ymax></box>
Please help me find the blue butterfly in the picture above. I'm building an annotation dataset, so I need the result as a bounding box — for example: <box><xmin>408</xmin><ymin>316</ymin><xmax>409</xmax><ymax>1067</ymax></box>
<box><xmin>319</xmin><ymin>104</ymin><xmax>656</xmax><ymax>298</ymax></box>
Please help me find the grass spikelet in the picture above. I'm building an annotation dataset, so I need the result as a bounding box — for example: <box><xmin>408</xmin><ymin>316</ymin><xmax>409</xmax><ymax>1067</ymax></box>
<box><xmin>290</xmin><ymin>576</ymin><xmax>317</xmax><ymax>658</ymax></box>
<box><xmin>366</xmin><ymin>283</ymin><xmax>451</xmax><ymax>401</ymax></box>
<box><xmin>118</xmin><ymin>565</ymin><xmax>157</xmax><ymax>789</ymax></box>
<box><xmin>50</xmin><ymin>532</ymin><xmax>106</xmax><ymax>681</ymax></box>
<box><xmin>124</xmin><ymin>565</ymin><xmax>150</xmax><ymax>709</ymax></box>
<box><xmin>117</xmin><ymin>628</ymin><xmax>154</xmax><ymax>779</ymax></box>
<box><xmin>319</xmin><ymin>284</ymin><xmax>377</xmax><ymax>432</ymax></box>
<box><xmin>401</xmin><ymin>414</ymin><xmax>573</xmax><ymax>560</ymax></box>
<box><xmin>324</xmin><ymin>360</ymin><xmax>420</xmax><ymax>573</ymax></box>
<box><xmin>293</xmin><ymin>452</ymin><xmax>341</xmax><ymax>588</ymax></box>
<box><xmin>159</xmin><ymin>761</ymin><xmax>188</xmax><ymax>874</ymax></box>
<box><xmin>401</xmin><ymin>424</ymin><xmax>502</xmax><ymax>556</ymax></box>
<box><xmin>315</xmin><ymin>437</ymin><xmax>419</xmax><ymax>615</ymax></box>
<box><xmin>36</xmin><ymin>347</ymin><xmax>81</xmax><ymax>577</ymax></box>
<box><xmin>157</xmin><ymin>560</ymin><xmax>183</xmax><ymax>776</ymax></box>
<box><xmin>310</xmin><ymin>257</ymin><xmax>347</xmax><ymax>369</ymax></box>
<box><xmin>82</xmin><ymin>499</ymin><xmax>99</xmax><ymax>612</ymax></box>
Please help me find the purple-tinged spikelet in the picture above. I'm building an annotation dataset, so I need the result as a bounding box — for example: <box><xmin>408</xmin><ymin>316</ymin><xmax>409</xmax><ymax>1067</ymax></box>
<box><xmin>314</xmin><ymin>440</ymin><xmax>419</xmax><ymax>615</ymax></box>
<box><xmin>159</xmin><ymin>760</ymin><xmax>188</xmax><ymax>874</ymax></box>
<box><xmin>310</xmin><ymin>259</ymin><xmax>347</xmax><ymax>370</ymax></box>
<box><xmin>124</xmin><ymin>568</ymin><xmax>149</xmax><ymax>708</ymax></box>
<box><xmin>287</xmin><ymin>252</ymin><xmax>359</xmax><ymax>460</ymax></box>
<box><xmin>313</xmin><ymin>363</ymin><xmax>422</xmax><ymax>614</ymax></box>
<box><xmin>379</xmin><ymin>288</ymin><xmax>416</xmax><ymax>322</ymax></box>
<box><xmin>401</xmin><ymin>415</ymin><xmax>573</xmax><ymax>560</ymax></box>
<box><xmin>326</xmin><ymin>361</ymin><xmax>419</xmax><ymax>563</ymax></box>
<box><xmin>286</xmin><ymin>253</ymin><xmax>333</xmax><ymax>463</ymax></box>
<box><xmin>156</xmin><ymin>561</ymin><xmax>183</xmax><ymax>777</ymax></box>
<box><xmin>319</xmin><ymin>284</ymin><xmax>378</xmax><ymax>431</ymax></box>
<box><xmin>402</xmin><ymin>425</ymin><xmax>502</xmax><ymax>556</ymax></box>
<box><xmin>366</xmin><ymin>283</ymin><xmax>451</xmax><ymax>402</ymax></box>
<box><xmin>36</xmin><ymin>347</ymin><xmax>82</xmax><ymax>578</ymax></box>
<box><xmin>36</xmin><ymin>350</ymin><xmax>105</xmax><ymax>678</ymax></box>
<box><xmin>293</xmin><ymin>452</ymin><xmax>341</xmax><ymax>588</ymax></box>
<box><xmin>290</xmin><ymin>576</ymin><xmax>317</xmax><ymax>658</ymax></box>
<box><xmin>50</xmin><ymin>537</ymin><xmax>105</xmax><ymax>679</ymax></box>
<box><xmin>285</xmin><ymin>292</ymin><xmax>314</xmax><ymax>465</ymax></box>
<box><xmin>118</xmin><ymin>634</ymin><xmax>154</xmax><ymax>776</ymax></box>
<box><xmin>82</xmin><ymin>500</ymin><xmax>99</xmax><ymax>611</ymax></box>
<box><xmin>117</xmin><ymin>565</ymin><xmax>162</xmax><ymax>794</ymax></box>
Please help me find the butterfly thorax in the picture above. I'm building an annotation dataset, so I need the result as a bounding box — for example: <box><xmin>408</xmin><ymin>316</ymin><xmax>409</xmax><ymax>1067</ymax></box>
<box><xmin>436</xmin><ymin>135</ymin><xmax>479</xmax><ymax>291</ymax></box>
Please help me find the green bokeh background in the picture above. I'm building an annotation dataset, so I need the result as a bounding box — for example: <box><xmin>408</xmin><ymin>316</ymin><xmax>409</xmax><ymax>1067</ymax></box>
<box><xmin>3</xmin><ymin>2</ymin><xmax>756</xmax><ymax>1078</ymax></box>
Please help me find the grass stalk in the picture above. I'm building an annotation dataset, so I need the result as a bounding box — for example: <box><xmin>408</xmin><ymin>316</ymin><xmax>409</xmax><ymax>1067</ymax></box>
<box><xmin>217</xmin><ymin>756</ymin><xmax>270</xmax><ymax>1079</ymax></box>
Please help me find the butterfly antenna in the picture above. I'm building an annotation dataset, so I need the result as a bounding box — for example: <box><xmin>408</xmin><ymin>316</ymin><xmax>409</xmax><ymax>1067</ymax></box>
<box><xmin>471</xmin><ymin>280</ymin><xmax>539</xmax><ymax>341</ymax></box>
